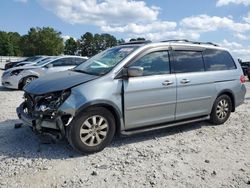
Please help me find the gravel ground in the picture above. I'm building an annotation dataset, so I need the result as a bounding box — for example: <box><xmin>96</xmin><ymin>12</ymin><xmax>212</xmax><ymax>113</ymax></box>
<box><xmin>0</xmin><ymin>69</ymin><xmax>250</xmax><ymax>188</ymax></box>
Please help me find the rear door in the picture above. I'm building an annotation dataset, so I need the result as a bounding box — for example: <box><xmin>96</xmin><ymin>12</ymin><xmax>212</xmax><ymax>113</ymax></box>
<box><xmin>171</xmin><ymin>49</ymin><xmax>216</xmax><ymax>120</ymax></box>
<box><xmin>123</xmin><ymin>49</ymin><xmax>177</xmax><ymax>129</ymax></box>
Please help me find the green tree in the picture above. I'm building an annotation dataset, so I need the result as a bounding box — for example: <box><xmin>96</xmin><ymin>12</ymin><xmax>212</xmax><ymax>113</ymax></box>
<box><xmin>79</xmin><ymin>32</ymin><xmax>94</xmax><ymax>57</ymax></box>
<box><xmin>79</xmin><ymin>32</ymin><xmax>118</xmax><ymax>57</ymax></box>
<box><xmin>22</xmin><ymin>27</ymin><xmax>64</xmax><ymax>56</ymax></box>
<box><xmin>8</xmin><ymin>32</ymin><xmax>22</xmax><ymax>56</ymax></box>
<box><xmin>130</xmin><ymin>37</ymin><xmax>146</xmax><ymax>42</ymax></box>
<box><xmin>64</xmin><ymin>37</ymin><xmax>78</xmax><ymax>55</ymax></box>
<box><xmin>0</xmin><ymin>31</ymin><xmax>22</xmax><ymax>56</ymax></box>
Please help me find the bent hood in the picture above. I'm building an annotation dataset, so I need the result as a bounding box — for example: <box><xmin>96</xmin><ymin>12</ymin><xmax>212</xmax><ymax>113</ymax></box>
<box><xmin>24</xmin><ymin>70</ymin><xmax>99</xmax><ymax>95</ymax></box>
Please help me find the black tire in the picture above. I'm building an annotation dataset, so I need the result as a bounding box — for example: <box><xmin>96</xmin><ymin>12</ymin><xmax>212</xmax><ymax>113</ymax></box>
<box><xmin>209</xmin><ymin>95</ymin><xmax>232</xmax><ymax>125</ymax></box>
<box><xmin>22</xmin><ymin>76</ymin><xmax>37</xmax><ymax>89</ymax></box>
<box><xmin>67</xmin><ymin>107</ymin><xmax>116</xmax><ymax>154</ymax></box>
<box><xmin>248</xmin><ymin>76</ymin><xmax>250</xmax><ymax>81</ymax></box>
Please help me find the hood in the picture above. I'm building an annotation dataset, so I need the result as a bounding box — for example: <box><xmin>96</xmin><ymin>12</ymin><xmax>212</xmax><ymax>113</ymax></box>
<box><xmin>24</xmin><ymin>70</ymin><xmax>99</xmax><ymax>95</ymax></box>
<box><xmin>6</xmin><ymin>65</ymin><xmax>39</xmax><ymax>73</ymax></box>
<box><xmin>16</xmin><ymin>61</ymin><xmax>35</xmax><ymax>66</ymax></box>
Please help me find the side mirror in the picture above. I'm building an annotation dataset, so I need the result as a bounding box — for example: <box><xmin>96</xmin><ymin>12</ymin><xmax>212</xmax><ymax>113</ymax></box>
<box><xmin>45</xmin><ymin>64</ymin><xmax>53</xmax><ymax>68</ymax></box>
<box><xmin>127</xmin><ymin>66</ymin><xmax>144</xmax><ymax>77</ymax></box>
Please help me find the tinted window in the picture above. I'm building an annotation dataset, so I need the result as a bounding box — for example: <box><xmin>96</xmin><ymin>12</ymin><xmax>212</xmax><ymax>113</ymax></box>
<box><xmin>51</xmin><ymin>58</ymin><xmax>74</xmax><ymax>66</ymax></box>
<box><xmin>130</xmin><ymin>51</ymin><xmax>170</xmax><ymax>76</ymax></box>
<box><xmin>203</xmin><ymin>49</ymin><xmax>236</xmax><ymax>71</ymax></box>
<box><xmin>172</xmin><ymin>51</ymin><xmax>204</xmax><ymax>73</ymax></box>
<box><xmin>75</xmin><ymin>58</ymin><xmax>87</xmax><ymax>65</ymax></box>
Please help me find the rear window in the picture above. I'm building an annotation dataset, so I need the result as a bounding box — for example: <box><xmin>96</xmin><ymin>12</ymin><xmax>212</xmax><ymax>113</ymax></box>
<box><xmin>172</xmin><ymin>51</ymin><xmax>204</xmax><ymax>73</ymax></box>
<box><xmin>203</xmin><ymin>49</ymin><xmax>236</xmax><ymax>71</ymax></box>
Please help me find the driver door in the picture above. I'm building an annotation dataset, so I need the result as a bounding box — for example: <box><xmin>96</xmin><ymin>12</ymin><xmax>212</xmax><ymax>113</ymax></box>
<box><xmin>123</xmin><ymin>50</ymin><xmax>177</xmax><ymax>129</ymax></box>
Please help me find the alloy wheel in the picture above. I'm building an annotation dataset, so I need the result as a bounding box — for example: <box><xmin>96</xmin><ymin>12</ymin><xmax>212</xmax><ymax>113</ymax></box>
<box><xmin>80</xmin><ymin>115</ymin><xmax>109</xmax><ymax>146</ymax></box>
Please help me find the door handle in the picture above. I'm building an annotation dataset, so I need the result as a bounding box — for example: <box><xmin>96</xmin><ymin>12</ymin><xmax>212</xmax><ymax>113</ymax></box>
<box><xmin>162</xmin><ymin>80</ymin><xmax>174</xmax><ymax>86</ymax></box>
<box><xmin>180</xmin><ymin>79</ymin><xmax>190</xmax><ymax>84</ymax></box>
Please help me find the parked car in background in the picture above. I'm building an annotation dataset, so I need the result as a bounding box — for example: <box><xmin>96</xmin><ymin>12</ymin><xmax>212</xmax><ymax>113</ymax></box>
<box><xmin>2</xmin><ymin>56</ymin><xmax>88</xmax><ymax>89</ymax></box>
<box><xmin>4</xmin><ymin>56</ymin><xmax>47</xmax><ymax>70</ymax></box>
<box><xmin>16</xmin><ymin>40</ymin><xmax>246</xmax><ymax>154</ymax></box>
<box><xmin>240</xmin><ymin>61</ymin><xmax>250</xmax><ymax>80</ymax></box>
<box><xmin>14</xmin><ymin>56</ymin><xmax>52</xmax><ymax>67</ymax></box>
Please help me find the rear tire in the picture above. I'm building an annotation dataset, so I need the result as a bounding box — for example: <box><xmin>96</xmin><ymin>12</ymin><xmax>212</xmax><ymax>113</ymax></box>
<box><xmin>209</xmin><ymin>95</ymin><xmax>232</xmax><ymax>125</ymax></box>
<box><xmin>67</xmin><ymin>107</ymin><xmax>116</xmax><ymax>154</ymax></box>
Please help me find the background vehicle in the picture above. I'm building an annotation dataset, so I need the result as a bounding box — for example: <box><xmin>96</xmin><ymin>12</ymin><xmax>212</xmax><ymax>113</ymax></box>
<box><xmin>17</xmin><ymin>40</ymin><xmax>246</xmax><ymax>154</ymax></box>
<box><xmin>2</xmin><ymin>56</ymin><xmax>88</xmax><ymax>89</ymax></box>
<box><xmin>4</xmin><ymin>55</ymin><xmax>47</xmax><ymax>70</ymax></box>
<box><xmin>240</xmin><ymin>61</ymin><xmax>250</xmax><ymax>80</ymax></box>
<box><xmin>14</xmin><ymin>56</ymin><xmax>52</xmax><ymax>67</ymax></box>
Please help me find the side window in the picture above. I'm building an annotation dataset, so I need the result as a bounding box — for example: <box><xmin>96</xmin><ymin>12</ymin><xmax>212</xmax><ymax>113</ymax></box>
<box><xmin>51</xmin><ymin>58</ymin><xmax>73</xmax><ymax>66</ymax></box>
<box><xmin>130</xmin><ymin>51</ymin><xmax>170</xmax><ymax>76</ymax></box>
<box><xmin>50</xmin><ymin>59</ymin><xmax>65</xmax><ymax>67</ymax></box>
<box><xmin>172</xmin><ymin>51</ymin><xmax>204</xmax><ymax>73</ymax></box>
<box><xmin>203</xmin><ymin>49</ymin><xmax>236</xmax><ymax>71</ymax></box>
<box><xmin>75</xmin><ymin>58</ymin><xmax>87</xmax><ymax>65</ymax></box>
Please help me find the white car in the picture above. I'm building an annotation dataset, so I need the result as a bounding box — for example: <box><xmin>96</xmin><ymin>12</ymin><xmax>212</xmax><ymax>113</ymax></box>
<box><xmin>14</xmin><ymin>56</ymin><xmax>51</xmax><ymax>67</ymax></box>
<box><xmin>1</xmin><ymin>56</ymin><xmax>88</xmax><ymax>89</ymax></box>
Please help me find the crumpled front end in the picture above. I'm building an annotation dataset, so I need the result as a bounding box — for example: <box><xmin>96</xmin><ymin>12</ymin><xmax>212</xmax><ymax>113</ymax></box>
<box><xmin>16</xmin><ymin>91</ymin><xmax>72</xmax><ymax>138</ymax></box>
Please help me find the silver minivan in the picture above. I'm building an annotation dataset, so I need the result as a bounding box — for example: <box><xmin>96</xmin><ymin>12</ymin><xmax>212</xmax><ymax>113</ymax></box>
<box><xmin>17</xmin><ymin>40</ymin><xmax>246</xmax><ymax>153</ymax></box>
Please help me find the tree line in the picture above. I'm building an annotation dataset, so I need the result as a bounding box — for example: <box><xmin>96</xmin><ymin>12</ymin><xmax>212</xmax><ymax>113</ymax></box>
<box><xmin>0</xmin><ymin>27</ymin><xmax>145</xmax><ymax>57</ymax></box>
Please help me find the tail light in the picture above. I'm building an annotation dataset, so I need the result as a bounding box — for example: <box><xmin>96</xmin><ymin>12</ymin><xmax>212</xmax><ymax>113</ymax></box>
<box><xmin>240</xmin><ymin>75</ymin><xmax>245</xmax><ymax>84</ymax></box>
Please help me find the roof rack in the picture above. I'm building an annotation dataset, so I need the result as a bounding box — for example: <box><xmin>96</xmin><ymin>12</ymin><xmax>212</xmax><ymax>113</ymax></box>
<box><xmin>162</xmin><ymin>39</ymin><xmax>219</xmax><ymax>47</ymax></box>
<box><xmin>119</xmin><ymin>40</ymin><xmax>152</xmax><ymax>45</ymax></box>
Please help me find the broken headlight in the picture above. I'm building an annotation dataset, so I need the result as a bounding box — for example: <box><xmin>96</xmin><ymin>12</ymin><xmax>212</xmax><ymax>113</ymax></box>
<box><xmin>35</xmin><ymin>90</ymin><xmax>71</xmax><ymax>112</ymax></box>
<box><xmin>10</xmin><ymin>69</ymin><xmax>23</xmax><ymax>76</ymax></box>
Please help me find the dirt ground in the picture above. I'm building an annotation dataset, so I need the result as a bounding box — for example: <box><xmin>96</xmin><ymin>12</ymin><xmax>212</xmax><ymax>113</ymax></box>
<box><xmin>0</xmin><ymin>69</ymin><xmax>249</xmax><ymax>188</ymax></box>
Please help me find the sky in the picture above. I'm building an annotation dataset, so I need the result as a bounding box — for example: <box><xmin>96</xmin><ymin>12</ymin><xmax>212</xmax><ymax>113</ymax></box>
<box><xmin>0</xmin><ymin>0</ymin><xmax>250</xmax><ymax>60</ymax></box>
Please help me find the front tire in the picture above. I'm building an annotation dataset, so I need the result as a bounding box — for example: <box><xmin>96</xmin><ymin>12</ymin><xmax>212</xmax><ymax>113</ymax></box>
<box><xmin>209</xmin><ymin>95</ymin><xmax>232</xmax><ymax>125</ymax></box>
<box><xmin>22</xmin><ymin>76</ymin><xmax>37</xmax><ymax>88</ymax></box>
<box><xmin>67</xmin><ymin>107</ymin><xmax>116</xmax><ymax>154</ymax></box>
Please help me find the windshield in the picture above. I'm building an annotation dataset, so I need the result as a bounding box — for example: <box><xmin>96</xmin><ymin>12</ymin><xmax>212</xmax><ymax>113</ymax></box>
<box><xmin>24</xmin><ymin>56</ymin><xmax>43</xmax><ymax>62</ymax></box>
<box><xmin>74</xmin><ymin>46</ymin><xmax>139</xmax><ymax>75</ymax></box>
<box><xmin>35</xmin><ymin>57</ymin><xmax>56</xmax><ymax>66</ymax></box>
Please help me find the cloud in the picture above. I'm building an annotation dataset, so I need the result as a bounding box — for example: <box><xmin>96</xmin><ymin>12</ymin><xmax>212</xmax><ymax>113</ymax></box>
<box><xmin>216</xmin><ymin>0</ymin><xmax>250</xmax><ymax>6</ymax></box>
<box><xmin>180</xmin><ymin>14</ymin><xmax>250</xmax><ymax>33</ymax></box>
<box><xmin>220</xmin><ymin>39</ymin><xmax>242</xmax><ymax>48</ymax></box>
<box><xmin>38</xmin><ymin>0</ymin><xmax>159</xmax><ymax>26</ymax></box>
<box><xmin>37</xmin><ymin>1</ymin><xmax>250</xmax><ymax>60</ymax></box>
<box><xmin>243</xmin><ymin>12</ymin><xmax>250</xmax><ymax>23</ymax></box>
<box><xmin>219</xmin><ymin>39</ymin><xmax>250</xmax><ymax>60</ymax></box>
<box><xmin>234</xmin><ymin>33</ymin><xmax>249</xmax><ymax>40</ymax></box>
<box><xmin>101</xmin><ymin>21</ymin><xmax>177</xmax><ymax>34</ymax></box>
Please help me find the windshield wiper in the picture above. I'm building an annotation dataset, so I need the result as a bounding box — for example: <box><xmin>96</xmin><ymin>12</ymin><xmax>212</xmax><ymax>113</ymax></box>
<box><xmin>71</xmin><ymin>69</ymin><xmax>100</xmax><ymax>76</ymax></box>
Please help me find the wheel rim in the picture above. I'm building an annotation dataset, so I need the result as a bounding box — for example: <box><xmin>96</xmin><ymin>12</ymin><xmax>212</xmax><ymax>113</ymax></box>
<box><xmin>80</xmin><ymin>115</ymin><xmax>109</xmax><ymax>146</ymax></box>
<box><xmin>25</xmin><ymin>77</ymin><xmax>36</xmax><ymax>86</ymax></box>
<box><xmin>216</xmin><ymin>99</ymin><xmax>229</xmax><ymax>120</ymax></box>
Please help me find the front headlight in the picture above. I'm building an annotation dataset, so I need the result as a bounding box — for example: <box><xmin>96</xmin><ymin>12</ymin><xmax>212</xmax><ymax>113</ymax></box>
<box><xmin>10</xmin><ymin>69</ymin><xmax>23</xmax><ymax>76</ymax></box>
<box><xmin>35</xmin><ymin>90</ymin><xmax>71</xmax><ymax>112</ymax></box>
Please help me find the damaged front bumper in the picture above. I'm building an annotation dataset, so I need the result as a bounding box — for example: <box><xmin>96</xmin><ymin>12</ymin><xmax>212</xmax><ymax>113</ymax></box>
<box><xmin>16</xmin><ymin>101</ymin><xmax>71</xmax><ymax>138</ymax></box>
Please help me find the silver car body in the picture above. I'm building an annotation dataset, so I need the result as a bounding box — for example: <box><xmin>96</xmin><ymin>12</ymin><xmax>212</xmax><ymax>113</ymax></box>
<box><xmin>2</xmin><ymin>56</ymin><xmax>88</xmax><ymax>89</ymax></box>
<box><xmin>17</xmin><ymin>41</ymin><xmax>246</xmax><ymax>135</ymax></box>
